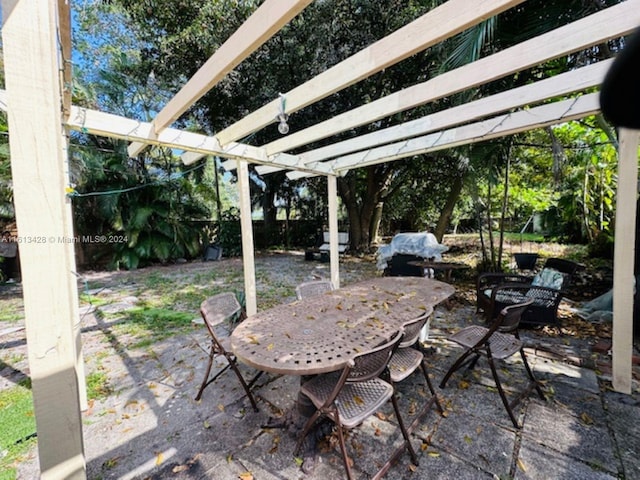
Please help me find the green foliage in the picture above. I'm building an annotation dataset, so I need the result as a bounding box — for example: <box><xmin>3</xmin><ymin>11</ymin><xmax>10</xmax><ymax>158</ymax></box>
<box><xmin>216</xmin><ymin>208</ymin><xmax>243</xmax><ymax>257</ymax></box>
<box><xmin>70</xmin><ymin>140</ymin><xmax>212</xmax><ymax>269</ymax></box>
<box><xmin>0</xmin><ymin>378</ymin><xmax>36</xmax><ymax>478</ymax></box>
<box><xmin>86</xmin><ymin>371</ymin><xmax>113</xmax><ymax>399</ymax></box>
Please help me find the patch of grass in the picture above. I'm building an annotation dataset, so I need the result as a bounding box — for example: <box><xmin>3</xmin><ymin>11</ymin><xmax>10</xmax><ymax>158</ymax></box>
<box><xmin>113</xmin><ymin>307</ymin><xmax>194</xmax><ymax>344</ymax></box>
<box><xmin>86</xmin><ymin>371</ymin><xmax>113</xmax><ymax>400</ymax></box>
<box><xmin>0</xmin><ymin>298</ymin><xmax>24</xmax><ymax>323</ymax></box>
<box><xmin>0</xmin><ymin>378</ymin><xmax>36</xmax><ymax>478</ymax></box>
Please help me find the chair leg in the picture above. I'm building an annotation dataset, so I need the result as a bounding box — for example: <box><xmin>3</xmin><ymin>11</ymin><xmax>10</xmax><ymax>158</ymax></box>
<box><xmin>335</xmin><ymin>421</ymin><xmax>355</xmax><ymax>480</ymax></box>
<box><xmin>195</xmin><ymin>343</ymin><xmax>220</xmax><ymax>401</ymax></box>
<box><xmin>439</xmin><ymin>349</ymin><xmax>479</xmax><ymax>388</ymax></box>
<box><xmin>485</xmin><ymin>347</ymin><xmax>520</xmax><ymax>429</ymax></box>
<box><xmin>227</xmin><ymin>356</ymin><xmax>261</xmax><ymax>412</ymax></box>
<box><xmin>420</xmin><ymin>361</ymin><xmax>443</xmax><ymax>414</ymax></box>
<box><xmin>519</xmin><ymin>348</ymin><xmax>546</xmax><ymax>400</ymax></box>
<box><xmin>294</xmin><ymin>409</ymin><xmax>323</xmax><ymax>456</ymax></box>
<box><xmin>390</xmin><ymin>392</ymin><xmax>418</xmax><ymax>465</ymax></box>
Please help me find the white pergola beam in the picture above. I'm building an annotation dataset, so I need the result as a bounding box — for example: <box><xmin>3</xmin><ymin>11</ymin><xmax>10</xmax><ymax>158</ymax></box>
<box><xmin>287</xmin><ymin>93</ymin><xmax>599</xmax><ymax>179</ymax></box>
<box><xmin>256</xmin><ymin>60</ymin><xmax>611</xmax><ymax>175</ymax></box>
<box><xmin>267</xmin><ymin>1</ymin><xmax>640</xmax><ymax>155</ymax></box>
<box><xmin>215</xmin><ymin>0</ymin><xmax>527</xmax><ymax>146</ymax></box>
<box><xmin>2</xmin><ymin>1</ymin><xmax>86</xmax><ymax>477</ymax></box>
<box><xmin>63</xmin><ymin>105</ymin><xmax>334</xmax><ymax>175</ymax></box>
<box><xmin>127</xmin><ymin>0</ymin><xmax>313</xmax><ymax>157</ymax></box>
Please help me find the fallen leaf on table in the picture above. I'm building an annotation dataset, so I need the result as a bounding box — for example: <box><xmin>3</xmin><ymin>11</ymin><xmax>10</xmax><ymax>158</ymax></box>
<box><xmin>353</xmin><ymin>395</ymin><xmax>364</xmax><ymax>406</ymax></box>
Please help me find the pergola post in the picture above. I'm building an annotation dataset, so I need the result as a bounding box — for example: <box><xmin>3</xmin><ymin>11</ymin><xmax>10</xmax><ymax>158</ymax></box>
<box><xmin>1</xmin><ymin>0</ymin><xmax>86</xmax><ymax>478</ymax></box>
<box><xmin>327</xmin><ymin>175</ymin><xmax>340</xmax><ymax>289</ymax></box>
<box><xmin>612</xmin><ymin>127</ymin><xmax>639</xmax><ymax>394</ymax></box>
<box><xmin>237</xmin><ymin>159</ymin><xmax>257</xmax><ymax>315</ymax></box>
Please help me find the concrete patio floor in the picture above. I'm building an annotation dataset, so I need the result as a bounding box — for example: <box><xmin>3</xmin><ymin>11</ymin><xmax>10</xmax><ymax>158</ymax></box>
<box><xmin>11</xmin><ymin>296</ymin><xmax>639</xmax><ymax>480</ymax></box>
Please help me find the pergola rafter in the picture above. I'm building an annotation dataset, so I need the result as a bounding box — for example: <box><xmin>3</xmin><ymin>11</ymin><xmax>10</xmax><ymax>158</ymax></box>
<box><xmin>287</xmin><ymin>93</ymin><xmax>600</xmax><ymax>179</ymax></box>
<box><xmin>127</xmin><ymin>0</ymin><xmax>314</xmax><ymax>158</ymax></box>
<box><xmin>260</xmin><ymin>2</ymin><xmax>640</xmax><ymax>156</ymax></box>
<box><xmin>255</xmin><ymin>60</ymin><xmax>611</xmax><ymax>175</ymax></box>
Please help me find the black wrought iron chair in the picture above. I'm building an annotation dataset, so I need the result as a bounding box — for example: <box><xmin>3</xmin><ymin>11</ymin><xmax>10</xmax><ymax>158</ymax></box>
<box><xmin>295</xmin><ymin>279</ymin><xmax>335</xmax><ymax>300</ymax></box>
<box><xmin>476</xmin><ymin>257</ymin><xmax>581</xmax><ymax>328</ymax></box>
<box><xmin>439</xmin><ymin>299</ymin><xmax>545</xmax><ymax>428</ymax></box>
<box><xmin>195</xmin><ymin>292</ymin><xmax>263</xmax><ymax>412</ymax></box>
<box><xmin>388</xmin><ymin>311</ymin><xmax>443</xmax><ymax>428</ymax></box>
<box><xmin>294</xmin><ymin>330</ymin><xmax>417</xmax><ymax>480</ymax></box>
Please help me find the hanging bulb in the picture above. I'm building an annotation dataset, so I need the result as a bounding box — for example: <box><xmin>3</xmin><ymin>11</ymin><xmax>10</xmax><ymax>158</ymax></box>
<box><xmin>277</xmin><ymin>112</ymin><xmax>289</xmax><ymax>135</ymax></box>
<box><xmin>277</xmin><ymin>93</ymin><xmax>289</xmax><ymax>135</ymax></box>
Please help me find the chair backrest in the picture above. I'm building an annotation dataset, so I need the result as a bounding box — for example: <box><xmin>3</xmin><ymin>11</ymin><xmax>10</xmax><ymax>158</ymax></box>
<box><xmin>295</xmin><ymin>280</ymin><xmax>335</xmax><ymax>300</ymax></box>
<box><xmin>348</xmin><ymin>330</ymin><xmax>404</xmax><ymax>382</ymax></box>
<box><xmin>543</xmin><ymin>258</ymin><xmax>580</xmax><ymax>279</ymax></box>
<box><xmin>399</xmin><ymin>311</ymin><xmax>431</xmax><ymax>348</ymax></box>
<box><xmin>200</xmin><ymin>292</ymin><xmax>244</xmax><ymax>337</ymax></box>
<box><xmin>497</xmin><ymin>298</ymin><xmax>534</xmax><ymax>333</ymax></box>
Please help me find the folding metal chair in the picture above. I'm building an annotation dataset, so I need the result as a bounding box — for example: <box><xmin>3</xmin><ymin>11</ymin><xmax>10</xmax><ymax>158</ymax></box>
<box><xmin>294</xmin><ymin>330</ymin><xmax>416</xmax><ymax>480</ymax></box>
<box><xmin>388</xmin><ymin>311</ymin><xmax>443</xmax><ymax>430</ymax></box>
<box><xmin>439</xmin><ymin>299</ymin><xmax>545</xmax><ymax>428</ymax></box>
<box><xmin>295</xmin><ymin>279</ymin><xmax>335</xmax><ymax>300</ymax></box>
<box><xmin>195</xmin><ymin>292</ymin><xmax>263</xmax><ymax>412</ymax></box>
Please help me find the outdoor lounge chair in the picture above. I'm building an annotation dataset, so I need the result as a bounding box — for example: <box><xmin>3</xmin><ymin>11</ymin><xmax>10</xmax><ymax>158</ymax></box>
<box><xmin>295</xmin><ymin>279</ymin><xmax>335</xmax><ymax>300</ymax></box>
<box><xmin>294</xmin><ymin>330</ymin><xmax>417</xmax><ymax>480</ymax></box>
<box><xmin>195</xmin><ymin>292</ymin><xmax>263</xmax><ymax>411</ymax></box>
<box><xmin>476</xmin><ymin>257</ymin><xmax>580</xmax><ymax>328</ymax></box>
<box><xmin>439</xmin><ymin>299</ymin><xmax>545</xmax><ymax>428</ymax></box>
<box><xmin>388</xmin><ymin>312</ymin><xmax>443</xmax><ymax>427</ymax></box>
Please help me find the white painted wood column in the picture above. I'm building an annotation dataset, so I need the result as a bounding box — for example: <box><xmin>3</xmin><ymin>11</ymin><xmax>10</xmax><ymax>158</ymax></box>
<box><xmin>612</xmin><ymin>128</ymin><xmax>639</xmax><ymax>394</ymax></box>
<box><xmin>236</xmin><ymin>159</ymin><xmax>257</xmax><ymax>315</ymax></box>
<box><xmin>1</xmin><ymin>0</ymin><xmax>86</xmax><ymax>478</ymax></box>
<box><xmin>327</xmin><ymin>175</ymin><xmax>340</xmax><ymax>288</ymax></box>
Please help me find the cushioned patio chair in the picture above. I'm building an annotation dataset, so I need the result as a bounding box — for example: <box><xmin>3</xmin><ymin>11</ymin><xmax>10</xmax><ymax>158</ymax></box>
<box><xmin>295</xmin><ymin>279</ymin><xmax>335</xmax><ymax>300</ymax></box>
<box><xmin>388</xmin><ymin>312</ymin><xmax>443</xmax><ymax>427</ymax></box>
<box><xmin>294</xmin><ymin>330</ymin><xmax>416</xmax><ymax>480</ymax></box>
<box><xmin>439</xmin><ymin>299</ymin><xmax>545</xmax><ymax>428</ymax></box>
<box><xmin>476</xmin><ymin>257</ymin><xmax>580</xmax><ymax>328</ymax></box>
<box><xmin>195</xmin><ymin>292</ymin><xmax>263</xmax><ymax>412</ymax></box>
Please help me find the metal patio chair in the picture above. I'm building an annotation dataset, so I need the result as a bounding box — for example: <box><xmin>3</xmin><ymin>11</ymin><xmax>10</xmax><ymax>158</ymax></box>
<box><xmin>295</xmin><ymin>279</ymin><xmax>335</xmax><ymax>300</ymax></box>
<box><xmin>476</xmin><ymin>257</ymin><xmax>581</xmax><ymax>328</ymax></box>
<box><xmin>195</xmin><ymin>292</ymin><xmax>263</xmax><ymax>412</ymax></box>
<box><xmin>294</xmin><ymin>330</ymin><xmax>417</xmax><ymax>480</ymax></box>
<box><xmin>439</xmin><ymin>299</ymin><xmax>545</xmax><ymax>428</ymax></box>
<box><xmin>388</xmin><ymin>311</ymin><xmax>443</xmax><ymax>427</ymax></box>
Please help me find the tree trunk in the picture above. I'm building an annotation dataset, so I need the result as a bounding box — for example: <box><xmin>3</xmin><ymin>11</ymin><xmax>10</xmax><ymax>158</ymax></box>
<box><xmin>434</xmin><ymin>173</ymin><xmax>465</xmax><ymax>242</ymax></box>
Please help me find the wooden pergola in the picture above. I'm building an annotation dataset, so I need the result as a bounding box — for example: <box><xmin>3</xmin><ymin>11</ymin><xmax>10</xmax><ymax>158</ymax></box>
<box><xmin>1</xmin><ymin>0</ymin><xmax>639</xmax><ymax>478</ymax></box>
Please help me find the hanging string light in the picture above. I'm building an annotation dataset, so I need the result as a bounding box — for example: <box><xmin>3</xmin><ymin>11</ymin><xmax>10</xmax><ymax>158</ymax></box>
<box><xmin>276</xmin><ymin>92</ymin><xmax>289</xmax><ymax>135</ymax></box>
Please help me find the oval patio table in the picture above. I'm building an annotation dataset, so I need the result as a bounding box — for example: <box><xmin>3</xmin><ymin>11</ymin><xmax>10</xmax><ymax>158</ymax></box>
<box><xmin>231</xmin><ymin>276</ymin><xmax>455</xmax><ymax>376</ymax></box>
<box><xmin>231</xmin><ymin>276</ymin><xmax>455</xmax><ymax>474</ymax></box>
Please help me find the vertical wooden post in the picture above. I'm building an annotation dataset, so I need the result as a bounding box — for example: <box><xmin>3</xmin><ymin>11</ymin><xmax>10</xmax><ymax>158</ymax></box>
<box><xmin>612</xmin><ymin>128</ymin><xmax>639</xmax><ymax>394</ymax></box>
<box><xmin>1</xmin><ymin>0</ymin><xmax>86</xmax><ymax>478</ymax></box>
<box><xmin>237</xmin><ymin>159</ymin><xmax>257</xmax><ymax>315</ymax></box>
<box><xmin>327</xmin><ymin>175</ymin><xmax>340</xmax><ymax>289</ymax></box>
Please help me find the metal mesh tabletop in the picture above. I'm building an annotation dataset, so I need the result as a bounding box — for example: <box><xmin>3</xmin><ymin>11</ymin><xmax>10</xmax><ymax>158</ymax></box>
<box><xmin>231</xmin><ymin>277</ymin><xmax>455</xmax><ymax>375</ymax></box>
